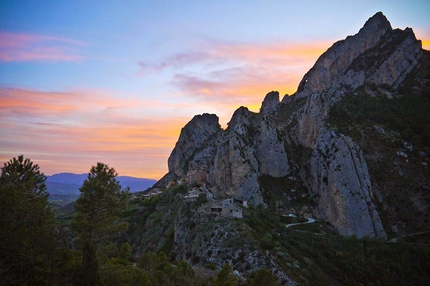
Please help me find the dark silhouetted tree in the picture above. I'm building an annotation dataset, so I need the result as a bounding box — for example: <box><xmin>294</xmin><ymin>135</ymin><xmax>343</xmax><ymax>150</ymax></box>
<box><xmin>72</xmin><ymin>162</ymin><xmax>129</xmax><ymax>285</ymax></box>
<box><xmin>249</xmin><ymin>267</ymin><xmax>279</xmax><ymax>286</ymax></box>
<box><xmin>0</xmin><ymin>155</ymin><xmax>58</xmax><ymax>285</ymax></box>
<box><xmin>215</xmin><ymin>263</ymin><xmax>238</xmax><ymax>286</ymax></box>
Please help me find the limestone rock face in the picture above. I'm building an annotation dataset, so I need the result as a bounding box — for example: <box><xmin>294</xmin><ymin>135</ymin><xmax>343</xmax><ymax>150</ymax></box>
<box><xmin>158</xmin><ymin>12</ymin><xmax>426</xmax><ymax>239</ymax></box>
<box><xmin>209</xmin><ymin>107</ymin><xmax>263</xmax><ymax>204</ymax></box>
<box><xmin>310</xmin><ymin>129</ymin><xmax>386</xmax><ymax>238</ymax></box>
<box><xmin>168</xmin><ymin>113</ymin><xmax>221</xmax><ymax>177</ymax></box>
<box><xmin>287</xmin><ymin>12</ymin><xmax>423</xmax><ymax>148</ymax></box>
<box><xmin>356</xmin><ymin>27</ymin><xmax>423</xmax><ymax>89</ymax></box>
<box><xmin>169</xmin><ymin>102</ymin><xmax>291</xmax><ymax>205</ymax></box>
<box><xmin>260</xmin><ymin>91</ymin><xmax>280</xmax><ymax>115</ymax></box>
<box><xmin>284</xmin><ymin>12</ymin><xmax>422</xmax><ymax>237</ymax></box>
<box><xmin>293</xmin><ymin>12</ymin><xmax>392</xmax><ymax>99</ymax></box>
<box><xmin>256</xmin><ymin>118</ymin><xmax>289</xmax><ymax>178</ymax></box>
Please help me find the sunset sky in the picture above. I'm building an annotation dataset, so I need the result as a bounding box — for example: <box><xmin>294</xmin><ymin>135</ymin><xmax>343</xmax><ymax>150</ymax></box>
<box><xmin>1</xmin><ymin>0</ymin><xmax>429</xmax><ymax>179</ymax></box>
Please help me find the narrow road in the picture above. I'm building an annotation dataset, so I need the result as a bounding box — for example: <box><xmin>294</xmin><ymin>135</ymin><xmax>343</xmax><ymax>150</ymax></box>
<box><xmin>285</xmin><ymin>217</ymin><xmax>315</xmax><ymax>228</ymax></box>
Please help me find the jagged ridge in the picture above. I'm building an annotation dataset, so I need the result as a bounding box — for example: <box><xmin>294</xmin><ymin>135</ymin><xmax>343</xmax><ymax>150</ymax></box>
<box><xmin>156</xmin><ymin>12</ymin><xmax>426</xmax><ymax>240</ymax></box>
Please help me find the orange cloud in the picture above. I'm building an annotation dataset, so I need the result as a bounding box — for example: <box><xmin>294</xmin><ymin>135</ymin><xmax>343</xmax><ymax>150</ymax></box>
<box><xmin>0</xmin><ymin>87</ymin><xmax>190</xmax><ymax>179</ymax></box>
<box><xmin>413</xmin><ymin>28</ymin><xmax>430</xmax><ymax>51</ymax></box>
<box><xmin>0</xmin><ymin>31</ymin><xmax>85</xmax><ymax>62</ymax></box>
<box><xmin>210</xmin><ymin>41</ymin><xmax>327</xmax><ymax>62</ymax></box>
<box><xmin>0</xmin><ymin>87</ymin><xmax>148</xmax><ymax>117</ymax></box>
<box><xmin>0</xmin><ymin>37</ymin><xmax>339</xmax><ymax>178</ymax></box>
<box><xmin>422</xmin><ymin>39</ymin><xmax>430</xmax><ymax>51</ymax></box>
<box><xmin>139</xmin><ymin>40</ymin><xmax>328</xmax><ymax>116</ymax></box>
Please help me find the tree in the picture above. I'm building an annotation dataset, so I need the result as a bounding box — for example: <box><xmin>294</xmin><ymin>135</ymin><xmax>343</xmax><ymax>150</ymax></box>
<box><xmin>0</xmin><ymin>155</ymin><xmax>57</xmax><ymax>284</ymax></box>
<box><xmin>215</xmin><ymin>263</ymin><xmax>238</xmax><ymax>286</ymax></box>
<box><xmin>72</xmin><ymin>162</ymin><xmax>129</xmax><ymax>285</ymax></box>
<box><xmin>249</xmin><ymin>267</ymin><xmax>279</xmax><ymax>286</ymax></box>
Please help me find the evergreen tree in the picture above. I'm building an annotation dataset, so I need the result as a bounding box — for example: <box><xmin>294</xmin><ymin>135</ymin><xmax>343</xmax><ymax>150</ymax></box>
<box><xmin>215</xmin><ymin>263</ymin><xmax>238</xmax><ymax>286</ymax></box>
<box><xmin>72</xmin><ymin>162</ymin><xmax>129</xmax><ymax>285</ymax></box>
<box><xmin>0</xmin><ymin>155</ymin><xmax>57</xmax><ymax>285</ymax></box>
<box><xmin>249</xmin><ymin>267</ymin><xmax>279</xmax><ymax>286</ymax></box>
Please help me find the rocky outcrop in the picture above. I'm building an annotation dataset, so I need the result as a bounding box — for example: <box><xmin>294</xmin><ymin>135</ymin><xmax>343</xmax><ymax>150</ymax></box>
<box><xmin>168</xmin><ymin>113</ymin><xmax>221</xmax><ymax>177</ymax></box>
<box><xmin>257</xmin><ymin>92</ymin><xmax>290</xmax><ymax>177</ymax></box>
<box><xmin>260</xmin><ymin>91</ymin><xmax>280</xmax><ymax>115</ymax></box>
<box><xmin>209</xmin><ymin>107</ymin><xmax>263</xmax><ymax>204</ymax></box>
<box><xmin>310</xmin><ymin>129</ymin><xmax>386</xmax><ymax>238</ymax></box>
<box><xmin>256</xmin><ymin>116</ymin><xmax>290</xmax><ymax>178</ymax></box>
<box><xmin>158</xmin><ymin>12</ymin><xmax>426</xmax><ymax>239</ymax></box>
<box><xmin>173</xmin><ymin>207</ymin><xmax>296</xmax><ymax>285</ymax></box>
<box><xmin>285</xmin><ymin>12</ymin><xmax>423</xmax><ymax>148</ymax></box>
<box><xmin>350</xmin><ymin>27</ymin><xmax>423</xmax><ymax>89</ymax></box>
<box><xmin>293</xmin><ymin>12</ymin><xmax>393</xmax><ymax>99</ymax></box>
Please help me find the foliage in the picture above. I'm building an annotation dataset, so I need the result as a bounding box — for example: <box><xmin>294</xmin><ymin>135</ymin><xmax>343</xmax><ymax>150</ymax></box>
<box><xmin>73</xmin><ymin>162</ymin><xmax>129</xmax><ymax>246</ymax></box>
<box><xmin>214</xmin><ymin>263</ymin><xmax>238</xmax><ymax>286</ymax></box>
<box><xmin>72</xmin><ymin>162</ymin><xmax>129</xmax><ymax>285</ymax></box>
<box><xmin>136</xmin><ymin>252</ymin><xmax>201</xmax><ymax>285</ymax></box>
<box><xmin>0</xmin><ymin>155</ymin><xmax>64</xmax><ymax>285</ymax></box>
<box><xmin>248</xmin><ymin>267</ymin><xmax>279</xmax><ymax>286</ymax></box>
<box><xmin>283</xmin><ymin>231</ymin><xmax>430</xmax><ymax>285</ymax></box>
<box><xmin>258</xmin><ymin>173</ymin><xmax>314</xmax><ymax>210</ymax></box>
<box><xmin>327</xmin><ymin>67</ymin><xmax>430</xmax><ymax>236</ymax></box>
<box><xmin>328</xmin><ymin>83</ymin><xmax>430</xmax><ymax>149</ymax></box>
<box><xmin>4</xmin><ymin>155</ymin><xmax>429</xmax><ymax>285</ymax></box>
<box><xmin>125</xmin><ymin>188</ymin><xmax>184</xmax><ymax>258</ymax></box>
<box><xmin>173</xmin><ymin>184</ymin><xmax>188</xmax><ymax>194</ymax></box>
<box><xmin>242</xmin><ymin>202</ymin><xmax>430</xmax><ymax>285</ymax></box>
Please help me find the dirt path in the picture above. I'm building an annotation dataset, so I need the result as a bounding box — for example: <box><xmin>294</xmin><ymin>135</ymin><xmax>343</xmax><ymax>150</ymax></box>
<box><xmin>285</xmin><ymin>217</ymin><xmax>316</xmax><ymax>228</ymax></box>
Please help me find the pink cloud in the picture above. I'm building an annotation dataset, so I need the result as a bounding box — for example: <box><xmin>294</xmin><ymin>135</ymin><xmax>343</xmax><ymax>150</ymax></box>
<box><xmin>137</xmin><ymin>40</ymin><xmax>326</xmax><ymax>74</ymax></box>
<box><xmin>138</xmin><ymin>52</ymin><xmax>210</xmax><ymax>76</ymax></box>
<box><xmin>138</xmin><ymin>40</ymin><xmax>328</xmax><ymax>108</ymax></box>
<box><xmin>0</xmin><ymin>31</ymin><xmax>85</xmax><ymax>62</ymax></box>
<box><xmin>0</xmin><ymin>87</ymin><xmax>190</xmax><ymax>179</ymax></box>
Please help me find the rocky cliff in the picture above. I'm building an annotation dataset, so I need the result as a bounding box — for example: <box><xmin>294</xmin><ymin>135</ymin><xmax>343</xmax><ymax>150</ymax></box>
<box><xmin>157</xmin><ymin>12</ymin><xmax>428</xmax><ymax>240</ymax></box>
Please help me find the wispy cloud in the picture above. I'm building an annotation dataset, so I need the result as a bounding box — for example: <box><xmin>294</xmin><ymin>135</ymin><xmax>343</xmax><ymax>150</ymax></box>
<box><xmin>0</xmin><ymin>31</ymin><xmax>86</xmax><ymax>62</ymax></box>
<box><xmin>138</xmin><ymin>52</ymin><xmax>211</xmax><ymax>76</ymax></box>
<box><xmin>137</xmin><ymin>39</ymin><xmax>328</xmax><ymax>109</ymax></box>
<box><xmin>0</xmin><ymin>87</ymin><xmax>188</xmax><ymax>178</ymax></box>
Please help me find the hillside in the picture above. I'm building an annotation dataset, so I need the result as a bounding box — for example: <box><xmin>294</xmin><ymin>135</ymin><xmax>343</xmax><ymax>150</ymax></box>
<box><xmin>155</xmin><ymin>11</ymin><xmax>429</xmax><ymax>239</ymax></box>
<box><xmin>120</xmin><ymin>12</ymin><xmax>430</xmax><ymax>285</ymax></box>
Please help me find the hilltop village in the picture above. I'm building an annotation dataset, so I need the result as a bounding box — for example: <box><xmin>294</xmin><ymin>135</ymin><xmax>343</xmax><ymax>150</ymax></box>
<box><xmin>144</xmin><ymin>167</ymin><xmax>246</xmax><ymax>219</ymax></box>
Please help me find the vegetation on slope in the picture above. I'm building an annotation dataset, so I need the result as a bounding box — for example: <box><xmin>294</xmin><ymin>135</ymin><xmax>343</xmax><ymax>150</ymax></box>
<box><xmin>1</xmin><ymin>155</ymin><xmax>430</xmax><ymax>285</ymax></box>
<box><xmin>123</xmin><ymin>184</ymin><xmax>430</xmax><ymax>285</ymax></box>
<box><xmin>327</xmin><ymin>51</ymin><xmax>430</xmax><ymax>241</ymax></box>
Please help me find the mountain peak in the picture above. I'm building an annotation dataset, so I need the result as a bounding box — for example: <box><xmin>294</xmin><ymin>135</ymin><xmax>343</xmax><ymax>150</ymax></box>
<box><xmin>168</xmin><ymin>113</ymin><xmax>221</xmax><ymax>178</ymax></box>
<box><xmin>358</xmin><ymin>11</ymin><xmax>392</xmax><ymax>37</ymax></box>
<box><xmin>261</xmin><ymin>91</ymin><xmax>280</xmax><ymax>115</ymax></box>
<box><xmin>157</xmin><ymin>12</ymin><xmax>427</xmax><ymax>240</ymax></box>
<box><xmin>290</xmin><ymin>11</ymin><xmax>418</xmax><ymax>100</ymax></box>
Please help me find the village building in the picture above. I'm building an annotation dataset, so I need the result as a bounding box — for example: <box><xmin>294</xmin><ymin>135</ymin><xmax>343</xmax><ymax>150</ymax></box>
<box><xmin>199</xmin><ymin>198</ymin><xmax>243</xmax><ymax>219</ymax></box>
<box><xmin>142</xmin><ymin>188</ymin><xmax>162</xmax><ymax>198</ymax></box>
<box><xmin>183</xmin><ymin>188</ymin><xmax>203</xmax><ymax>202</ymax></box>
<box><xmin>183</xmin><ymin>184</ymin><xmax>214</xmax><ymax>203</ymax></box>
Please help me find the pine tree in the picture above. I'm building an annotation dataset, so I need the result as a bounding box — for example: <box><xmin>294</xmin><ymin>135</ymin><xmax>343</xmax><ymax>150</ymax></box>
<box><xmin>72</xmin><ymin>162</ymin><xmax>129</xmax><ymax>285</ymax></box>
<box><xmin>249</xmin><ymin>267</ymin><xmax>279</xmax><ymax>286</ymax></box>
<box><xmin>215</xmin><ymin>263</ymin><xmax>238</xmax><ymax>286</ymax></box>
<box><xmin>0</xmin><ymin>155</ymin><xmax>57</xmax><ymax>285</ymax></box>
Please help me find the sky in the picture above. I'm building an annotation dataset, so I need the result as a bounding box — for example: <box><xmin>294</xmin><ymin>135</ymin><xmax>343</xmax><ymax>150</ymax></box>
<box><xmin>1</xmin><ymin>0</ymin><xmax>429</xmax><ymax>180</ymax></box>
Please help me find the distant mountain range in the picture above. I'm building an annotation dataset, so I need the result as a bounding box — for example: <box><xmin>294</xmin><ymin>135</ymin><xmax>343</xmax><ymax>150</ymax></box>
<box><xmin>46</xmin><ymin>172</ymin><xmax>156</xmax><ymax>205</ymax></box>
